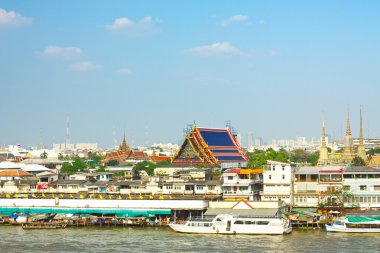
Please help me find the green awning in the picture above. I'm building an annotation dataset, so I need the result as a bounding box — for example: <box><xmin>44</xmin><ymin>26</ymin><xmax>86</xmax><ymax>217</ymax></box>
<box><xmin>348</xmin><ymin>216</ymin><xmax>380</xmax><ymax>223</ymax></box>
<box><xmin>0</xmin><ymin>207</ymin><xmax>171</xmax><ymax>217</ymax></box>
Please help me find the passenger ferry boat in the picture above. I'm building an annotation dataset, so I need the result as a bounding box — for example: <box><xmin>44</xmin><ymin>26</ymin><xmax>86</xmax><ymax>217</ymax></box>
<box><xmin>326</xmin><ymin>216</ymin><xmax>380</xmax><ymax>233</ymax></box>
<box><xmin>169</xmin><ymin>214</ymin><xmax>292</xmax><ymax>235</ymax></box>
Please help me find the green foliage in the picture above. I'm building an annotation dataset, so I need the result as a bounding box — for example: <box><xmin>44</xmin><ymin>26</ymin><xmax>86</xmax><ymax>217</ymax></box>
<box><xmin>87</xmin><ymin>152</ymin><xmax>104</xmax><ymax>164</ymax></box>
<box><xmin>96</xmin><ymin>167</ymin><xmax>106</xmax><ymax>172</ymax></box>
<box><xmin>58</xmin><ymin>153</ymin><xmax>64</xmax><ymax>160</ymax></box>
<box><xmin>40</xmin><ymin>151</ymin><xmax>48</xmax><ymax>159</ymax></box>
<box><xmin>308</xmin><ymin>152</ymin><xmax>320</xmax><ymax>166</ymax></box>
<box><xmin>367</xmin><ymin>147</ymin><xmax>380</xmax><ymax>156</ymax></box>
<box><xmin>247</xmin><ymin>148</ymin><xmax>289</xmax><ymax>168</ymax></box>
<box><xmin>351</xmin><ymin>156</ymin><xmax>366</xmax><ymax>166</ymax></box>
<box><xmin>60</xmin><ymin>156</ymin><xmax>87</xmax><ymax>175</ymax></box>
<box><xmin>318</xmin><ymin>187</ymin><xmax>357</xmax><ymax>211</ymax></box>
<box><xmin>106</xmin><ymin>160</ymin><xmax>119</xmax><ymax>166</ymax></box>
<box><xmin>288</xmin><ymin>149</ymin><xmax>319</xmax><ymax>165</ymax></box>
<box><xmin>156</xmin><ymin>159</ymin><xmax>172</xmax><ymax>166</ymax></box>
<box><xmin>133</xmin><ymin>161</ymin><xmax>156</xmax><ymax>177</ymax></box>
<box><xmin>45</xmin><ymin>163</ymin><xmax>56</xmax><ymax>169</ymax></box>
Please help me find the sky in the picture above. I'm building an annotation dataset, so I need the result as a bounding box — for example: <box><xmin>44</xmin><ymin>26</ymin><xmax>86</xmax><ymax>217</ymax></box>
<box><xmin>1</xmin><ymin>1</ymin><xmax>380</xmax><ymax>148</ymax></box>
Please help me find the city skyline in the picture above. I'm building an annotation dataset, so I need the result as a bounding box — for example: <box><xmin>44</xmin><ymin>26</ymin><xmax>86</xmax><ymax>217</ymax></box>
<box><xmin>1</xmin><ymin>1</ymin><xmax>380</xmax><ymax>148</ymax></box>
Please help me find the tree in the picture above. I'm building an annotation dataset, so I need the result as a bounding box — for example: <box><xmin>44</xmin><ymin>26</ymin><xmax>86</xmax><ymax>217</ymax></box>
<box><xmin>58</xmin><ymin>153</ymin><xmax>64</xmax><ymax>160</ymax></box>
<box><xmin>60</xmin><ymin>156</ymin><xmax>87</xmax><ymax>175</ymax></box>
<box><xmin>351</xmin><ymin>156</ymin><xmax>366</xmax><ymax>166</ymax></box>
<box><xmin>308</xmin><ymin>152</ymin><xmax>320</xmax><ymax>166</ymax></box>
<box><xmin>40</xmin><ymin>151</ymin><xmax>48</xmax><ymax>159</ymax></box>
<box><xmin>106</xmin><ymin>160</ymin><xmax>119</xmax><ymax>166</ymax></box>
<box><xmin>367</xmin><ymin>148</ymin><xmax>380</xmax><ymax>156</ymax></box>
<box><xmin>87</xmin><ymin>152</ymin><xmax>104</xmax><ymax>164</ymax></box>
<box><xmin>247</xmin><ymin>150</ymin><xmax>267</xmax><ymax>168</ymax></box>
<box><xmin>45</xmin><ymin>163</ymin><xmax>56</xmax><ymax>169</ymax></box>
<box><xmin>318</xmin><ymin>187</ymin><xmax>357</xmax><ymax>211</ymax></box>
<box><xmin>133</xmin><ymin>161</ymin><xmax>156</xmax><ymax>178</ymax></box>
<box><xmin>247</xmin><ymin>149</ymin><xmax>289</xmax><ymax>169</ymax></box>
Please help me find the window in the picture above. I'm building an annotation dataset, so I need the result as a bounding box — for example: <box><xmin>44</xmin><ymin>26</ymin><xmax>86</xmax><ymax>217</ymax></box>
<box><xmin>208</xmin><ymin>185</ymin><xmax>215</xmax><ymax>190</ymax></box>
<box><xmin>282</xmin><ymin>175</ymin><xmax>285</xmax><ymax>180</ymax></box>
<box><xmin>374</xmin><ymin>185</ymin><xmax>380</xmax><ymax>191</ymax></box>
<box><xmin>282</xmin><ymin>166</ymin><xmax>285</xmax><ymax>171</ymax></box>
<box><xmin>359</xmin><ymin>185</ymin><xmax>367</xmax><ymax>191</ymax></box>
<box><xmin>228</xmin><ymin>176</ymin><xmax>233</xmax><ymax>180</ymax></box>
<box><xmin>196</xmin><ymin>186</ymin><xmax>204</xmax><ymax>190</ymax></box>
<box><xmin>343</xmin><ymin>185</ymin><xmax>350</xmax><ymax>191</ymax></box>
<box><xmin>256</xmin><ymin>221</ymin><xmax>270</xmax><ymax>225</ymax></box>
<box><xmin>272</xmin><ymin>166</ymin><xmax>276</xmax><ymax>171</ymax></box>
<box><xmin>310</xmin><ymin>175</ymin><xmax>318</xmax><ymax>182</ymax></box>
<box><xmin>269</xmin><ymin>175</ymin><xmax>272</xmax><ymax>180</ymax></box>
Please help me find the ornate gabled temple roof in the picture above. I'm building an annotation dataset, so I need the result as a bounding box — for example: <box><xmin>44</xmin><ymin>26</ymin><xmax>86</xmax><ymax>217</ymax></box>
<box><xmin>172</xmin><ymin>126</ymin><xmax>247</xmax><ymax>167</ymax></box>
<box><xmin>102</xmin><ymin>134</ymin><xmax>148</xmax><ymax>164</ymax></box>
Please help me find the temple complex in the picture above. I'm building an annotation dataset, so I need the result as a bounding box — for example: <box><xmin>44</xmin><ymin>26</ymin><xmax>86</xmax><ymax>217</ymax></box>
<box><xmin>172</xmin><ymin>126</ymin><xmax>247</xmax><ymax>167</ymax></box>
<box><xmin>102</xmin><ymin>133</ymin><xmax>148</xmax><ymax>164</ymax></box>
<box><xmin>317</xmin><ymin>108</ymin><xmax>368</xmax><ymax>166</ymax></box>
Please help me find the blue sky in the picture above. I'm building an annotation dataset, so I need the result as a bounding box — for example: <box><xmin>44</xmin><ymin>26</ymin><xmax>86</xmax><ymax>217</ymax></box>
<box><xmin>1</xmin><ymin>1</ymin><xmax>380</xmax><ymax>148</ymax></box>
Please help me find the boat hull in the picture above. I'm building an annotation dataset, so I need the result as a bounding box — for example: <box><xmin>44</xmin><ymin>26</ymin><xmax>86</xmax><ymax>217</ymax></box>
<box><xmin>169</xmin><ymin>224</ymin><xmax>291</xmax><ymax>235</ymax></box>
<box><xmin>326</xmin><ymin>225</ymin><xmax>380</xmax><ymax>233</ymax></box>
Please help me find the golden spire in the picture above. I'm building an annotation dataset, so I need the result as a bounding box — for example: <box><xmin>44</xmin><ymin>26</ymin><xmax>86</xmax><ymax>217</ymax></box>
<box><xmin>346</xmin><ymin>106</ymin><xmax>351</xmax><ymax>136</ymax></box>
<box><xmin>318</xmin><ymin>111</ymin><xmax>329</xmax><ymax>165</ymax></box>
<box><xmin>357</xmin><ymin>106</ymin><xmax>367</xmax><ymax>161</ymax></box>
<box><xmin>119</xmin><ymin>130</ymin><xmax>129</xmax><ymax>152</ymax></box>
<box><xmin>322</xmin><ymin>111</ymin><xmax>326</xmax><ymax>147</ymax></box>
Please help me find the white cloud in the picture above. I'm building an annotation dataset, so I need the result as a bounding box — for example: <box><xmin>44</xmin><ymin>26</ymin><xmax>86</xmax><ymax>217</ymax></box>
<box><xmin>68</xmin><ymin>61</ymin><xmax>99</xmax><ymax>72</ymax></box>
<box><xmin>105</xmin><ymin>16</ymin><xmax>160</xmax><ymax>36</ymax></box>
<box><xmin>0</xmin><ymin>8</ymin><xmax>32</xmax><ymax>26</ymax></box>
<box><xmin>43</xmin><ymin>46</ymin><xmax>82</xmax><ymax>59</ymax></box>
<box><xmin>184</xmin><ymin>42</ymin><xmax>240</xmax><ymax>57</ymax></box>
<box><xmin>220</xmin><ymin>14</ymin><xmax>249</xmax><ymax>27</ymax></box>
<box><xmin>116</xmin><ymin>68</ymin><xmax>132</xmax><ymax>75</ymax></box>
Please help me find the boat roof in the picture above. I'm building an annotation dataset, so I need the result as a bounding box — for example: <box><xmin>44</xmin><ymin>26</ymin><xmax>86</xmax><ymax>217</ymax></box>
<box><xmin>204</xmin><ymin>208</ymin><xmax>279</xmax><ymax>217</ymax></box>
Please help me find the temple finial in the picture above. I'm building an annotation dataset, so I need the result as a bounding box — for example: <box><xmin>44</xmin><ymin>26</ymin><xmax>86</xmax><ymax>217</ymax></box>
<box><xmin>346</xmin><ymin>105</ymin><xmax>351</xmax><ymax>136</ymax></box>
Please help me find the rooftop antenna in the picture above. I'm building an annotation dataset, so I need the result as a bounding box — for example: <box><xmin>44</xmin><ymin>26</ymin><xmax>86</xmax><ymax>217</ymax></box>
<box><xmin>226</xmin><ymin>120</ymin><xmax>237</xmax><ymax>136</ymax></box>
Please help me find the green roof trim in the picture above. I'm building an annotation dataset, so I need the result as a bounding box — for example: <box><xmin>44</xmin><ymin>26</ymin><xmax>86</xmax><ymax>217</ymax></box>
<box><xmin>348</xmin><ymin>216</ymin><xmax>380</xmax><ymax>223</ymax></box>
<box><xmin>0</xmin><ymin>207</ymin><xmax>171</xmax><ymax>217</ymax></box>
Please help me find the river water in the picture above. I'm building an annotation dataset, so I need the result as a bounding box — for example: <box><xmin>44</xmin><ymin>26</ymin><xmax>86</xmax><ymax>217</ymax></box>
<box><xmin>1</xmin><ymin>226</ymin><xmax>379</xmax><ymax>253</ymax></box>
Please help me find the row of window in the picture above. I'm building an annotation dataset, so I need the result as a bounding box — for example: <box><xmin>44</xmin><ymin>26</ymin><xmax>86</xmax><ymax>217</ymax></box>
<box><xmin>268</xmin><ymin>175</ymin><xmax>286</xmax><ymax>180</ymax></box>
<box><xmin>344</xmin><ymin>185</ymin><xmax>380</xmax><ymax>191</ymax></box>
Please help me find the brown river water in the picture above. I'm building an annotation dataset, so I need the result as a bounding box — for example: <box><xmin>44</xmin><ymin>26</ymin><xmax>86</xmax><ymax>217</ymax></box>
<box><xmin>1</xmin><ymin>226</ymin><xmax>379</xmax><ymax>253</ymax></box>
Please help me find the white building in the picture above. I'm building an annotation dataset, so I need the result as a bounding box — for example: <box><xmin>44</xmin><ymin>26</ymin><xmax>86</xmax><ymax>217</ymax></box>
<box><xmin>261</xmin><ymin>161</ymin><xmax>294</xmax><ymax>205</ymax></box>
<box><xmin>222</xmin><ymin>169</ymin><xmax>262</xmax><ymax>201</ymax></box>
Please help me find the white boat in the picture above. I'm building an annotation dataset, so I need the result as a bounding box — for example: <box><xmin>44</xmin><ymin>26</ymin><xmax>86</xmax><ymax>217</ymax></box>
<box><xmin>169</xmin><ymin>214</ymin><xmax>292</xmax><ymax>235</ymax></box>
<box><xmin>326</xmin><ymin>216</ymin><xmax>380</xmax><ymax>233</ymax></box>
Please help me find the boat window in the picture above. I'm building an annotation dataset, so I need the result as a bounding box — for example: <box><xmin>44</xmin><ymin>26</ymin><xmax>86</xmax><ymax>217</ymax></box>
<box><xmin>234</xmin><ymin>220</ymin><xmax>244</xmax><ymax>224</ymax></box>
<box><xmin>245</xmin><ymin>221</ymin><xmax>255</xmax><ymax>225</ymax></box>
<box><xmin>334</xmin><ymin>220</ymin><xmax>345</xmax><ymax>226</ymax></box>
<box><xmin>256</xmin><ymin>221</ymin><xmax>270</xmax><ymax>225</ymax></box>
<box><xmin>216</xmin><ymin>218</ymin><xmax>223</xmax><ymax>222</ymax></box>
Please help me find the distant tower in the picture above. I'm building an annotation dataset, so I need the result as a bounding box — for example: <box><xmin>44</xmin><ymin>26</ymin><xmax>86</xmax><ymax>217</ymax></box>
<box><xmin>318</xmin><ymin>112</ymin><xmax>329</xmax><ymax>165</ymax></box>
<box><xmin>119</xmin><ymin>130</ymin><xmax>129</xmax><ymax>152</ymax></box>
<box><xmin>357</xmin><ymin>107</ymin><xmax>367</xmax><ymax>161</ymax></box>
<box><xmin>342</xmin><ymin>107</ymin><xmax>355</xmax><ymax>163</ymax></box>
<box><xmin>65</xmin><ymin>115</ymin><xmax>71</xmax><ymax>149</ymax></box>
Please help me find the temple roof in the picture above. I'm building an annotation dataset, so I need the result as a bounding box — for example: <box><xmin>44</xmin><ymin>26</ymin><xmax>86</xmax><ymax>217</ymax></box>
<box><xmin>172</xmin><ymin>126</ymin><xmax>247</xmax><ymax>167</ymax></box>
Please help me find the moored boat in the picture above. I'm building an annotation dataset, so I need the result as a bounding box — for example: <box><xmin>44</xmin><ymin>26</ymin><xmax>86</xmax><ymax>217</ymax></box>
<box><xmin>22</xmin><ymin>223</ymin><xmax>67</xmax><ymax>229</ymax></box>
<box><xmin>326</xmin><ymin>216</ymin><xmax>380</xmax><ymax>233</ymax></box>
<box><xmin>169</xmin><ymin>214</ymin><xmax>292</xmax><ymax>235</ymax></box>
